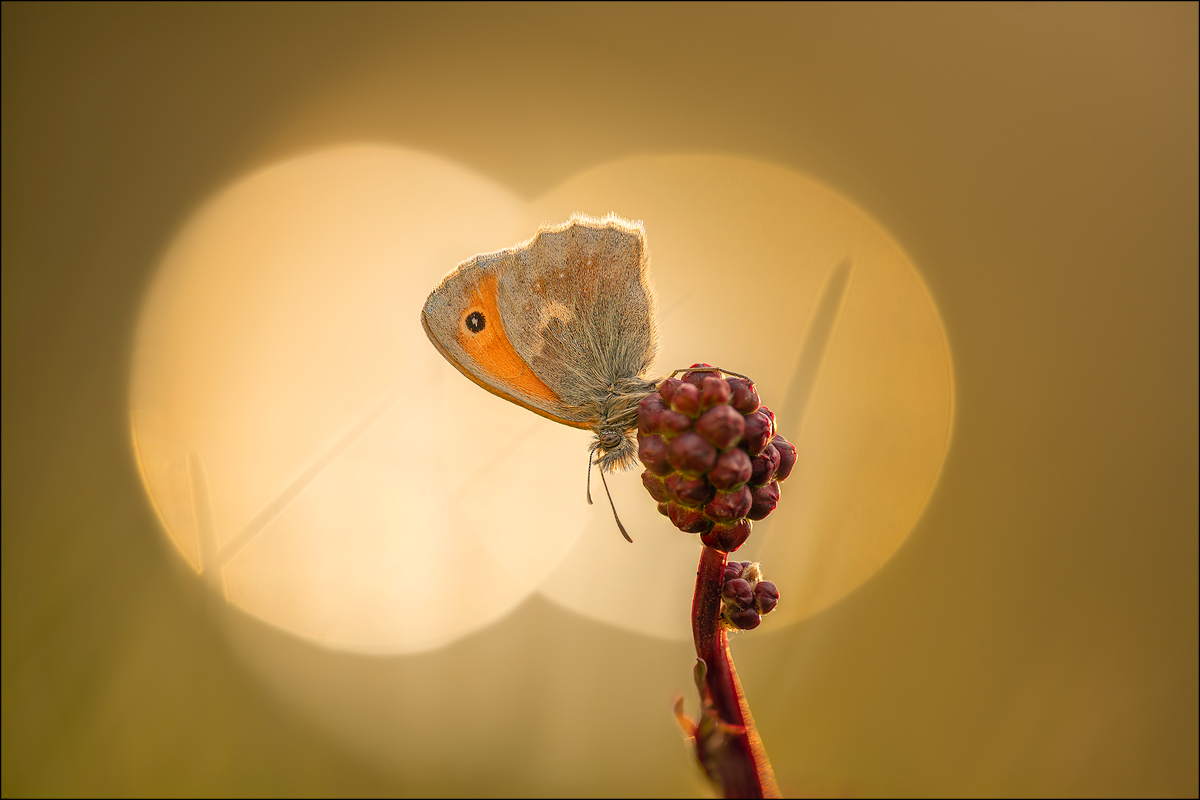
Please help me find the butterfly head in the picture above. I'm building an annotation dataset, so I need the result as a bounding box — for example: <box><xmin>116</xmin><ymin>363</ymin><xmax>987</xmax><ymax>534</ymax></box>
<box><xmin>589</xmin><ymin>375</ymin><xmax>658</xmax><ymax>472</ymax></box>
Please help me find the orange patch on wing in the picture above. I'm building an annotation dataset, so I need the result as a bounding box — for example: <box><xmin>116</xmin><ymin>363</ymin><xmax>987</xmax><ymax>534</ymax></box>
<box><xmin>456</xmin><ymin>274</ymin><xmax>586</xmax><ymax>427</ymax></box>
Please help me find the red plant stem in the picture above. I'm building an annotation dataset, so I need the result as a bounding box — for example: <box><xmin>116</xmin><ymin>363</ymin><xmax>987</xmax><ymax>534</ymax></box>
<box><xmin>692</xmin><ymin>545</ymin><xmax>780</xmax><ymax>799</ymax></box>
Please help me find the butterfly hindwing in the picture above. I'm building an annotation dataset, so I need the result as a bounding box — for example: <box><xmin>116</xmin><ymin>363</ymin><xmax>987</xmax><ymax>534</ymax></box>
<box><xmin>499</xmin><ymin>216</ymin><xmax>656</xmax><ymax>416</ymax></box>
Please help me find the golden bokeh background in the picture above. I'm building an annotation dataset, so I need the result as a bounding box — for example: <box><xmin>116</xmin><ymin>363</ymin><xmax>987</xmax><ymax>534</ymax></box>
<box><xmin>3</xmin><ymin>3</ymin><xmax>1196</xmax><ymax>796</ymax></box>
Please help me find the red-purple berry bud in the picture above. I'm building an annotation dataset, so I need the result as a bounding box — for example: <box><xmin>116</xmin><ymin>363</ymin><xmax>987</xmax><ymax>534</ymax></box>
<box><xmin>704</xmin><ymin>486</ymin><xmax>752</xmax><ymax>521</ymax></box>
<box><xmin>700</xmin><ymin>376</ymin><xmax>732</xmax><ymax>409</ymax></box>
<box><xmin>708</xmin><ymin>448</ymin><xmax>753</xmax><ymax>490</ymax></box>
<box><xmin>682</xmin><ymin>364</ymin><xmax>715</xmax><ymax>388</ymax></box>
<box><xmin>746</xmin><ymin>481</ymin><xmax>781</xmax><ymax>520</ymax></box>
<box><xmin>694</xmin><ymin>404</ymin><xmax>745</xmax><ymax>450</ymax></box>
<box><xmin>667</xmin><ymin>432</ymin><xmax>717</xmax><ymax>475</ymax></box>
<box><xmin>754</xmin><ymin>581</ymin><xmax>779</xmax><ymax>615</ymax></box>
<box><xmin>723</xmin><ymin>561</ymin><xmax>747</xmax><ymax>582</ymax></box>
<box><xmin>666</xmin><ymin>472</ymin><xmax>715</xmax><ymax>507</ymax></box>
<box><xmin>641</xmin><ymin>471</ymin><xmax>670</xmax><ymax>503</ymax></box>
<box><xmin>749</xmin><ymin>443</ymin><xmax>781</xmax><ymax>486</ymax></box>
<box><xmin>728</xmin><ymin>607</ymin><xmax>762</xmax><ymax>630</ymax></box>
<box><xmin>668</xmin><ymin>502</ymin><xmax>713</xmax><ymax>534</ymax></box>
<box><xmin>671</xmin><ymin>382</ymin><xmax>702</xmax><ymax>417</ymax></box>
<box><xmin>741</xmin><ymin>409</ymin><xmax>774</xmax><ymax>455</ymax></box>
<box><xmin>637</xmin><ymin>393</ymin><xmax>667</xmax><ymax>435</ymax></box>
<box><xmin>658</xmin><ymin>409</ymin><xmax>693</xmax><ymax>436</ymax></box>
<box><xmin>701</xmin><ymin>518</ymin><xmax>752</xmax><ymax>552</ymax></box>
<box><xmin>658</xmin><ymin>378</ymin><xmax>683</xmax><ymax>404</ymax></box>
<box><xmin>657</xmin><ymin>502</ymin><xmax>670</xmax><ymax>517</ymax></box>
<box><xmin>772</xmin><ymin>434</ymin><xmax>796</xmax><ymax>482</ymax></box>
<box><xmin>722</xmin><ymin>577</ymin><xmax>755</xmax><ymax>609</ymax></box>
<box><xmin>728</xmin><ymin>378</ymin><xmax>760</xmax><ymax>414</ymax></box>
<box><xmin>638</xmin><ymin>434</ymin><xmax>671</xmax><ymax>476</ymax></box>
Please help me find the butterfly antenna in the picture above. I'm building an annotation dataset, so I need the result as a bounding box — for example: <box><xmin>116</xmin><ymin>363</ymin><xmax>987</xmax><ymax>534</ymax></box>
<box><xmin>598</xmin><ymin>467</ymin><xmax>633</xmax><ymax>543</ymax></box>
<box><xmin>586</xmin><ymin>445</ymin><xmax>597</xmax><ymax>506</ymax></box>
<box><xmin>667</xmin><ymin>365</ymin><xmax>753</xmax><ymax>382</ymax></box>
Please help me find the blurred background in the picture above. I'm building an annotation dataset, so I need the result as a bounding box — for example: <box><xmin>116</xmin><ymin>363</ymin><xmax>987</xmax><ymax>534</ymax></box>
<box><xmin>3</xmin><ymin>3</ymin><xmax>1196</xmax><ymax>796</ymax></box>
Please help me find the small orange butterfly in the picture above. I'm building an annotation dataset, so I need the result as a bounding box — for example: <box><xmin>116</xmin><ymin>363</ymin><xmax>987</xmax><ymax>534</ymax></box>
<box><xmin>422</xmin><ymin>214</ymin><xmax>659</xmax><ymax>476</ymax></box>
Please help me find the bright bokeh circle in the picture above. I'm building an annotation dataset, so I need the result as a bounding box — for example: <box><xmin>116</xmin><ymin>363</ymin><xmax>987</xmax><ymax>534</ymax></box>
<box><xmin>130</xmin><ymin>144</ymin><xmax>952</xmax><ymax>653</ymax></box>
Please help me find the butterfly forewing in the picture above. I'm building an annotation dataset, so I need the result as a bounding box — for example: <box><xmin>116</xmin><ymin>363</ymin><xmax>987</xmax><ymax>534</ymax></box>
<box><xmin>422</xmin><ymin>213</ymin><xmax>657</xmax><ymax>437</ymax></box>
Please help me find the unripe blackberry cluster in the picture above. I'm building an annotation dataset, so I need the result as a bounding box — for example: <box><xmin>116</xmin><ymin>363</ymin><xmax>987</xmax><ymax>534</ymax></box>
<box><xmin>720</xmin><ymin>561</ymin><xmax>778</xmax><ymax>631</ymax></box>
<box><xmin>637</xmin><ymin>364</ymin><xmax>796</xmax><ymax>553</ymax></box>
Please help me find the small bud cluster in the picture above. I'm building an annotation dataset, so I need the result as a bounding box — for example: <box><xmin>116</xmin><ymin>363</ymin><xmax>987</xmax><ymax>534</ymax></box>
<box><xmin>637</xmin><ymin>364</ymin><xmax>796</xmax><ymax>553</ymax></box>
<box><xmin>720</xmin><ymin>561</ymin><xmax>778</xmax><ymax>631</ymax></box>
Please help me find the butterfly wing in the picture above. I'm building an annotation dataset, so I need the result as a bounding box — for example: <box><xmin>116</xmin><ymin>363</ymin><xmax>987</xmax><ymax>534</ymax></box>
<box><xmin>422</xmin><ymin>214</ymin><xmax>656</xmax><ymax>431</ymax></box>
<box><xmin>422</xmin><ymin>247</ymin><xmax>589</xmax><ymax>428</ymax></box>
<box><xmin>499</xmin><ymin>215</ymin><xmax>656</xmax><ymax>413</ymax></box>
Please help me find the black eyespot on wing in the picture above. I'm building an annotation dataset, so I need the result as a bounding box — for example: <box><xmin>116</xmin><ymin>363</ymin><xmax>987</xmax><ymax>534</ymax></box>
<box><xmin>465</xmin><ymin>311</ymin><xmax>486</xmax><ymax>333</ymax></box>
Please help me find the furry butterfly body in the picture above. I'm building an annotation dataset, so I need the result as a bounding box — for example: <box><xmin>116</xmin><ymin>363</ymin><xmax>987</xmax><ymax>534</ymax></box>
<box><xmin>422</xmin><ymin>214</ymin><xmax>658</xmax><ymax>471</ymax></box>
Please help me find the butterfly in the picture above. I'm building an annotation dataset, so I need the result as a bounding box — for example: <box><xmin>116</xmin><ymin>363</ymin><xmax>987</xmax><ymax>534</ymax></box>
<box><xmin>422</xmin><ymin>214</ymin><xmax>659</xmax><ymax>479</ymax></box>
